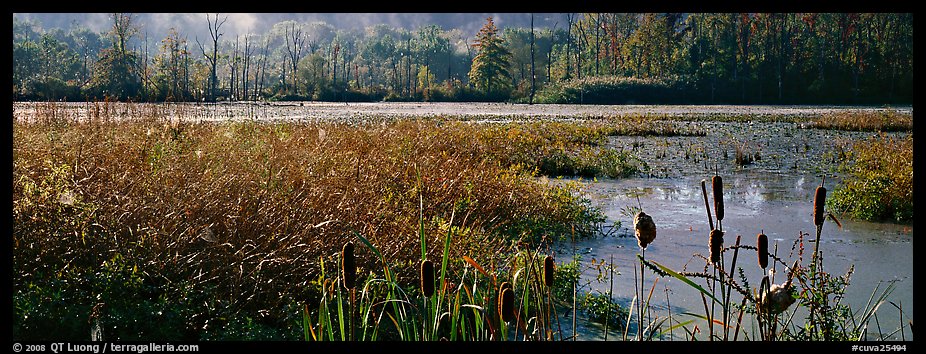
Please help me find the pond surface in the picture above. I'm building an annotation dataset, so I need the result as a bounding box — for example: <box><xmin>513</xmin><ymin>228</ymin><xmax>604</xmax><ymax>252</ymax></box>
<box><xmin>12</xmin><ymin>101</ymin><xmax>913</xmax><ymax>123</ymax></box>
<box><xmin>555</xmin><ymin>174</ymin><xmax>912</xmax><ymax>341</ymax></box>
<box><xmin>551</xmin><ymin>119</ymin><xmax>913</xmax><ymax>341</ymax></box>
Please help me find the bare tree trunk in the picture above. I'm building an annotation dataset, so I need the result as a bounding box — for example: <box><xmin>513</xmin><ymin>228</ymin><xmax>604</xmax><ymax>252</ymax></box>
<box><xmin>565</xmin><ymin>13</ymin><xmax>573</xmax><ymax>81</ymax></box>
<box><xmin>197</xmin><ymin>13</ymin><xmax>226</xmax><ymax>102</ymax></box>
<box><xmin>530</xmin><ymin>13</ymin><xmax>536</xmax><ymax>104</ymax></box>
<box><xmin>242</xmin><ymin>33</ymin><xmax>251</xmax><ymax>101</ymax></box>
<box><xmin>595</xmin><ymin>13</ymin><xmax>601</xmax><ymax>75</ymax></box>
<box><xmin>548</xmin><ymin>24</ymin><xmax>556</xmax><ymax>84</ymax></box>
<box><xmin>285</xmin><ymin>23</ymin><xmax>305</xmax><ymax>97</ymax></box>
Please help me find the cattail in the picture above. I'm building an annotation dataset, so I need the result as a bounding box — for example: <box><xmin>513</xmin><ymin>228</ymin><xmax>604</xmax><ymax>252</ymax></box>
<box><xmin>759</xmin><ymin>281</ymin><xmax>796</xmax><ymax>315</ymax></box>
<box><xmin>712</xmin><ymin>175</ymin><xmax>724</xmax><ymax>222</ymax></box>
<box><xmin>633</xmin><ymin>211</ymin><xmax>657</xmax><ymax>249</ymax></box>
<box><xmin>499</xmin><ymin>281</ymin><xmax>512</xmax><ymax>294</ymax></box>
<box><xmin>342</xmin><ymin>242</ymin><xmax>356</xmax><ymax>290</ymax></box>
<box><xmin>499</xmin><ymin>286</ymin><xmax>514</xmax><ymax>323</ymax></box>
<box><xmin>757</xmin><ymin>232</ymin><xmax>769</xmax><ymax>269</ymax></box>
<box><xmin>543</xmin><ymin>255</ymin><xmax>555</xmax><ymax>288</ymax></box>
<box><xmin>709</xmin><ymin>229</ymin><xmax>724</xmax><ymax>265</ymax></box>
<box><xmin>420</xmin><ymin>259</ymin><xmax>435</xmax><ymax>298</ymax></box>
<box><xmin>813</xmin><ymin>185</ymin><xmax>827</xmax><ymax>226</ymax></box>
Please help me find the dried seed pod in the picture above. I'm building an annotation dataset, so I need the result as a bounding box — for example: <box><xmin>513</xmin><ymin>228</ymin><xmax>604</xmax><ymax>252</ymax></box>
<box><xmin>420</xmin><ymin>259</ymin><xmax>435</xmax><ymax>298</ymax></box>
<box><xmin>499</xmin><ymin>287</ymin><xmax>514</xmax><ymax>323</ymax></box>
<box><xmin>757</xmin><ymin>232</ymin><xmax>769</xmax><ymax>269</ymax></box>
<box><xmin>712</xmin><ymin>176</ymin><xmax>724</xmax><ymax>222</ymax></box>
<box><xmin>813</xmin><ymin>185</ymin><xmax>827</xmax><ymax>226</ymax></box>
<box><xmin>759</xmin><ymin>282</ymin><xmax>796</xmax><ymax>315</ymax></box>
<box><xmin>633</xmin><ymin>211</ymin><xmax>657</xmax><ymax>249</ymax></box>
<box><xmin>709</xmin><ymin>229</ymin><xmax>724</xmax><ymax>265</ymax></box>
<box><xmin>342</xmin><ymin>242</ymin><xmax>356</xmax><ymax>290</ymax></box>
<box><xmin>544</xmin><ymin>255</ymin><xmax>555</xmax><ymax>288</ymax></box>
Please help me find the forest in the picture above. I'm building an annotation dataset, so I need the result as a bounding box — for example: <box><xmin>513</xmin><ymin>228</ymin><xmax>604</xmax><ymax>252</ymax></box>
<box><xmin>12</xmin><ymin>13</ymin><xmax>914</xmax><ymax>105</ymax></box>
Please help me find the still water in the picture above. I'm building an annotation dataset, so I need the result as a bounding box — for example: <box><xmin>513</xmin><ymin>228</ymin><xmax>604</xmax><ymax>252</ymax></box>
<box><xmin>554</xmin><ymin>172</ymin><xmax>912</xmax><ymax>341</ymax></box>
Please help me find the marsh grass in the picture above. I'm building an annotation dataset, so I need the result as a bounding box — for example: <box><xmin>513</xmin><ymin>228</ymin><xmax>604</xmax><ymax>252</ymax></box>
<box><xmin>828</xmin><ymin>134</ymin><xmax>913</xmax><ymax>223</ymax></box>
<box><xmin>13</xmin><ymin>107</ymin><xmax>628</xmax><ymax>340</ymax></box>
<box><xmin>807</xmin><ymin>110</ymin><xmax>913</xmax><ymax>132</ymax></box>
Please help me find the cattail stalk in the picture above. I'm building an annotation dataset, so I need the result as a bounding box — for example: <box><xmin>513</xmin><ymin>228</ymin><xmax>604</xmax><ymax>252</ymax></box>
<box><xmin>712</xmin><ymin>175</ymin><xmax>724</xmax><ymax>228</ymax></box>
<box><xmin>633</xmin><ymin>211</ymin><xmax>656</xmax><ymax>341</ymax></box>
<box><xmin>812</xmin><ymin>184</ymin><xmax>827</xmax><ymax>267</ymax></box>
<box><xmin>420</xmin><ymin>259</ymin><xmax>436</xmax><ymax>341</ymax></box>
<box><xmin>723</xmin><ymin>235</ymin><xmax>741</xmax><ymax>341</ymax></box>
<box><xmin>701</xmin><ymin>179</ymin><xmax>714</xmax><ymax>231</ymax></box>
<box><xmin>810</xmin><ymin>180</ymin><xmax>828</xmax><ymax>340</ymax></box>
<box><xmin>341</xmin><ymin>242</ymin><xmax>356</xmax><ymax>341</ymax></box>
<box><xmin>708</xmin><ymin>229</ymin><xmax>723</xmax><ymax>341</ymax></box>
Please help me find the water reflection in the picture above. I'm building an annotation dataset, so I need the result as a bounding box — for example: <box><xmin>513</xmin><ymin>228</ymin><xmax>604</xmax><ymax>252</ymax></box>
<box><xmin>558</xmin><ymin>174</ymin><xmax>913</xmax><ymax>341</ymax></box>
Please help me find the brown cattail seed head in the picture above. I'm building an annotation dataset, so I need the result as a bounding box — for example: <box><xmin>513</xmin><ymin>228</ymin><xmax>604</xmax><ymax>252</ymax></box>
<box><xmin>499</xmin><ymin>287</ymin><xmax>514</xmax><ymax>323</ymax></box>
<box><xmin>709</xmin><ymin>229</ymin><xmax>724</xmax><ymax>265</ymax></box>
<box><xmin>813</xmin><ymin>186</ymin><xmax>827</xmax><ymax>226</ymax></box>
<box><xmin>342</xmin><ymin>242</ymin><xmax>356</xmax><ymax>289</ymax></box>
<box><xmin>543</xmin><ymin>255</ymin><xmax>555</xmax><ymax>288</ymax></box>
<box><xmin>420</xmin><ymin>260</ymin><xmax>435</xmax><ymax>298</ymax></box>
<box><xmin>499</xmin><ymin>281</ymin><xmax>512</xmax><ymax>294</ymax></box>
<box><xmin>712</xmin><ymin>176</ymin><xmax>724</xmax><ymax>222</ymax></box>
<box><xmin>633</xmin><ymin>211</ymin><xmax>657</xmax><ymax>249</ymax></box>
<box><xmin>757</xmin><ymin>233</ymin><xmax>769</xmax><ymax>269</ymax></box>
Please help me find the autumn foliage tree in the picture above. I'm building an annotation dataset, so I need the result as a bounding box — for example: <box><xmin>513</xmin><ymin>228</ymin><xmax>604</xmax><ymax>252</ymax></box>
<box><xmin>468</xmin><ymin>17</ymin><xmax>512</xmax><ymax>98</ymax></box>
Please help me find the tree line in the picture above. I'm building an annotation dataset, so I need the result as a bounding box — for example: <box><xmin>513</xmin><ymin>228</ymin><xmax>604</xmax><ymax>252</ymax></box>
<box><xmin>12</xmin><ymin>13</ymin><xmax>913</xmax><ymax>104</ymax></box>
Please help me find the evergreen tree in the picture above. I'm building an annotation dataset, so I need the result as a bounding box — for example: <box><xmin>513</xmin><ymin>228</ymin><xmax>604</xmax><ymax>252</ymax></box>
<box><xmin>468</xmin><ymin>17</ymin><xmax>512</xmax><ymax>97</ymax></box>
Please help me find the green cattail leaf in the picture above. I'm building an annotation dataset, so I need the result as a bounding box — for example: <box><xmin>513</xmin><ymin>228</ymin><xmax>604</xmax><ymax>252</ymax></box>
<box><xmin>647</xmin><ymin>258</ymin><xmax>721</xmax><ymax>305</ymax></box>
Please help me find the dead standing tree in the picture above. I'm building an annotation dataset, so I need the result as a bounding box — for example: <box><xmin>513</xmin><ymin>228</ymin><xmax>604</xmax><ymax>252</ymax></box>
<box><xmin>285</xmin><ymin>22</ymin><xmax>306</xmax><ymax>97</ymax></box>
<box><xmin>197</xmin><ymin>13</ymin><xmax>227</xmax><ymax>102</ymax></box>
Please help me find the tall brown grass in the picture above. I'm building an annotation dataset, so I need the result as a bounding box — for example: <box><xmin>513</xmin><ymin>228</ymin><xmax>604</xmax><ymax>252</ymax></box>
<box><xmin>12</xmin><ymin>112</ymin><xmax>610</xmax><ymax>330</ymax></box>
<box><xmin>808</xmin><ymin>110</ymin><xmax>912</xmax><ymax>132</ymax></box>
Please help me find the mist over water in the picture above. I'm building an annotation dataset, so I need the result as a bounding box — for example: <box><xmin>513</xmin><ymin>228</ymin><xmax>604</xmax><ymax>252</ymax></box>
<box><xmin>13</xmin><ymin>13</ymin><xmax>563</xmax><ymax>44</ymax></box>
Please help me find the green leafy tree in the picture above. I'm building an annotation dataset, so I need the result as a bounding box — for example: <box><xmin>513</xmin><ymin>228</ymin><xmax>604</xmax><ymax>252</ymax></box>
<box><xmin>468</xmin><ymin>17</ymin><xmax>512</xmax><ymax>97</ymax></box>
<box><xmin>89</xmin><ymin>13</ymin><xmax>143</xmax><ymax>100</ymax></box>
<box><xmin>152</xmin><ymin>28</ymin><xmax>192</xmax><ymax>101</ymax></box>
